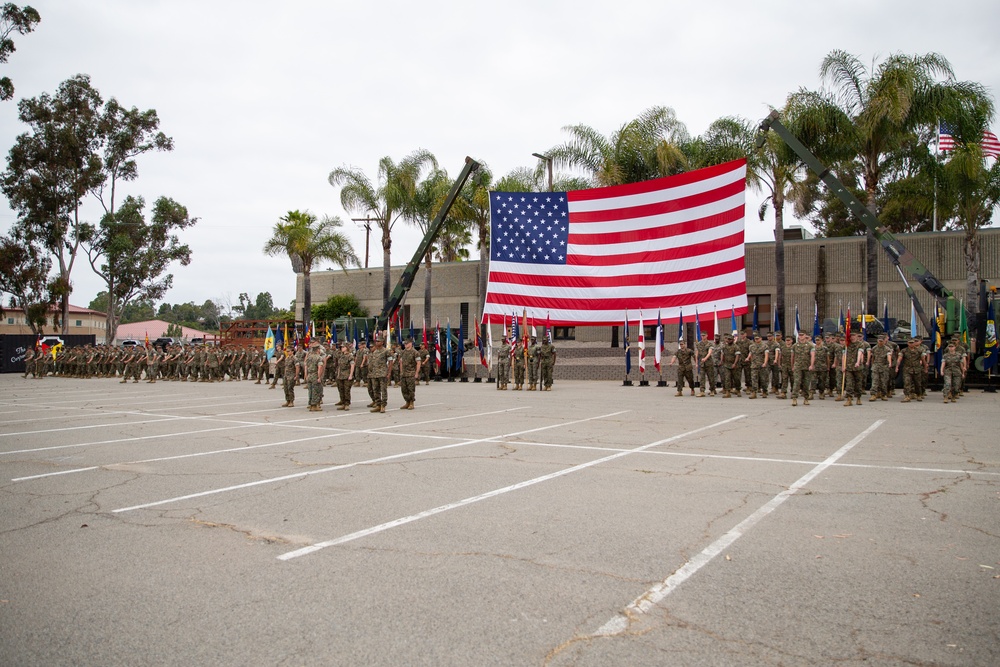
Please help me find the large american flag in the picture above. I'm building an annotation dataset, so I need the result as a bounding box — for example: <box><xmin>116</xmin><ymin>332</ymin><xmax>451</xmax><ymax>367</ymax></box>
<box><xmin>483</xmin><ymin>159</ymin><xmax>749</xmax><ymax>326</ymax></box>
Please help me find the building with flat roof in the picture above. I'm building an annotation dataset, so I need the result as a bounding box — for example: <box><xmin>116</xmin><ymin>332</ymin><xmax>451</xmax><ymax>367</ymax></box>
<box><xmin>0</xmin><ymin>303</ymin><xmax>107</xmax><ymax>340</ymax></box>
<box><xmin>299</xmin><ymin>227</ymin><xmax>1000</xmax><ymax>344</ymax></box>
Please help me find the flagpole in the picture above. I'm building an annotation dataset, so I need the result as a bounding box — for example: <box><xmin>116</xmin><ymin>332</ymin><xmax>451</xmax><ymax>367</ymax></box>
<box><xmin>933</xmin><ymin>121</ymin><xmax>939</xmax><ymax>232</ymax></box>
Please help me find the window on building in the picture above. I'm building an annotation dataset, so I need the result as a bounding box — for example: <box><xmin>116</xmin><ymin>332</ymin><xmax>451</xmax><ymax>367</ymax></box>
<box><xmin>401</xmin><ymin>304</ymin><xmax>410</xmax><ymax>329</ymax></box>
<box><xmin>6</xmin><ymin>317</ymin><xmax>12</xmax><ymax>325</ymax></box>
<box><xmin>745</xmin><ymin>294</ymin><xmax>773</xmax><ymax>332</ymax></box>
<box><xmin>460</xmin><ymin>302</ymin><xmax>469</xmax><ymax>337</ymax></box>
<box><xmin>553</xmin><ymin>326</ymin><xmax>575</xmax><ymax>341</ymax></box>
<box><xmin>75</xmin><ymin>320</ymin><xmax>82</xmax><ymax>327</ymax></box>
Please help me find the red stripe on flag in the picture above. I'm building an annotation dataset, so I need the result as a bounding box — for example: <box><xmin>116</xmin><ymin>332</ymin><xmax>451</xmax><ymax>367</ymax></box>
<box><xmin>568</xmin><ymin>205</ymin><xmax>743</xmax><ymax>244</ymax></box>
<box><xmin>568</xmin><ymin>182</ymin><xmax>744</xmax><ymax>224</ymax></box>
<box><xmin>567</xmin><ymin>232</ymin><xmax>744</xmax><ymax>266</ymax></box>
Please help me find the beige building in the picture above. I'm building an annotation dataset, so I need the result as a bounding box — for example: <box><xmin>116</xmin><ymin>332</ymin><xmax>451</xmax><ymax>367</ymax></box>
<box><xmin>1</xmin><ymin>303</ymin><xmax>107</xmax><ymax>341</ymax></box>
<box><xmin>300</xmin><ymin>228</ymin><xmax>1000</xmax><ymax>344</ymax></box>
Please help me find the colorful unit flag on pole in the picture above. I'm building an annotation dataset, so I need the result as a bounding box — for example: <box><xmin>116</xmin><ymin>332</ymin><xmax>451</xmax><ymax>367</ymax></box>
<box><xmin>713</xmin><ymin>307</ymin><xmax>720</xmax><ymax>340</ymax></box>
<box><xmin>655</xmin><ymin>309</ymin><xmax>663</xmax><ymax>371</ymax></box>
<box><xmin>624</xmin><ymin>312</ymin><xmax>631</xmax><ymax>376</ymax></box>
<box><xmin>483</xmin><ymin>160</ymin><xmax>749</xmax><ymax>326</ymax></box>
<box><xmin>265</xmin><ymin>325</ymin><xmax>275</xmax><ymax>360</ymax></box>
<box><xmin>793</xmin><ymin>305</ymin><xmax>800</xmax><ymax>338</ymax></box>
<box><xmin>772</xmin><ymin>306</ymin><xmax>780</xmax><ymax>335</ymax></box>
<box><xmin>812</xmin><ymin>302</ymin><xmax>820</xmax><ymax>339</ymax></box>
<box><xmin>730</xmin><ymin>304</ymin><xmax>738</xmax><ymax>336</ymax></box>
<box><xmin>752</xmin><ymin>302</ymin><xmax>758</xmax><ymax>333</ymax></box>
<box><xmin>984</xmin><ymin>298</ymin><xmax>997</xmax><ymax>372</ymax></box>
<box><xmin>638</xmin><ymin>311</ymin><xmax>646</xmax><ymax>374</ymax></box>
<box><xmin>677</xmin><ymin>307</ymin><xmax>684</xmax><ymax>342</ymax></box>
<box><xmin>958</xmin><ymin>300</ymin><xmax>969</xmax><ymax>346</ymax></box>
<box><xmin>434</xmin><ymin>321</ymin><xmax>442</xmax><ymax>371</ymax></box>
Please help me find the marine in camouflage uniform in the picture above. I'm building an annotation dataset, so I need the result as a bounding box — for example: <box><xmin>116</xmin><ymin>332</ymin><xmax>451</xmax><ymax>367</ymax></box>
<box><xmin>777</xmin><ymin>336</ymin><xmax>793</xmax><ymax>398</ymax></box>
<box><xmin>745</xmin><ymin>334</ymin><xmax>769</xmax><ymax>398</ymax></box>
<box><xmin>670</xmin><ymin>340</ymin><xmax>695</xmax><ymax>396</ymax></box>
<box><xmin>735</xmin><ymin>330</ymin><xmax>751</xmax><ymax>393</ymax></box>
<box><xmin>696</xmin><ymin>333</ymin><xmax>716</xmax><ymax>396</ymax></box>
<box><xmin>280</xmin><ymin>347</ymin><xmax>299</xmax><ymax>407</ymax></box>
<box><xmin>336</xmin><ymin>342</ymin><xmax>355</xmax><ymax>410</ymax></box>
<box><xmin>304</xmin><ymin>342</ymin><xmax>326</xmax><ymax>411</ymax></box>
<box><xmin>869</xmin><ymin>336</ymin><xmax>893</xmax><ymax>401</ymax></box>
<box><xmin>766</xmin><ymin>332</ymin><xmax>782</xmax><ymax>395</ymax></box>
<box><xmin>527</xmin><ymin>337</ymin><xmax>540</xmax><ymax>391</ymax></box>
<box><xmin>895</xmin><ymin>338</ymin><xmax>925</xmax><ymax>403</ymax></box>
<box><xmin>512</xmin><ymin>340</ymin><xmax>526</xmax><ymax>390</ymax></box>
<box><xmin>719</xmin><ymin>335</ymin><xmax>739</xmax><ymax>397</ymax></box>
<box><xmin>789</xmin><ymin>332</ymin><xmax>815</xmax><ymax>405</ymax></box>
<box><xmin>940</xmin><ymin>341</ymin><xmax>962</xmax><ymax>403</ymax></box>
<box><xmin>811</xmin><ymin>336</ymin><xmax>830</xmax><ymax>399</ymax></box>
<box><xmin>418</xmin><ymin>343</ymin><xmax>431</xmax><ymax>385</ymax></box>
<box><xmin>496</xmin><ymin>339</ymin><xmax>511</xmax><ymax>390</ymax></box>
<box><xmin>367</xmin><ymin>339</ymin><xmax>390</xmax><ymax>412</ymax></box>
<box><xmin>398</xmin><ymin>338</ymin><xmax>421</xmax><ymax>409</ymax></box>
<box><xmin>842</xmin><ymin>333</ymin><xmax>865</xmax><ymax>406</ymax></box>
<box><xmin>538</xmin><ymin>339</ymin><xmax>556</xmax><ymax>390</ymax></box>
<box><xmin>829</xmin><ymin>333</ymin><xmax>845</xmax><ymax>400</ymax></box>
<box><xmin>22</xmin><ymin>347</ymin><xmax>35</xmax><ymax>378</ymax></box>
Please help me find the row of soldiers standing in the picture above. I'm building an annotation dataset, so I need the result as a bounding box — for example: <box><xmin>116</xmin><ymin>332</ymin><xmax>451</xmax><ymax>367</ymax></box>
<box><xmin>494</xmin><ymin>337</ymin><xmax>557</xmax><ymax>391</ymax></box>
<box><xmin>20</xmin><ymin>343</ymin><xmax>273</xmax><ymax>382</ymax></box>
<box><xmin>668</xmin><ymin>329</ymin><xmax>967</xmax><ymax>406</ymax></box>
<box><xmin>270</xmin><ymin>337</ymin><xmax>425</xmax><ymax>413</ymax></box>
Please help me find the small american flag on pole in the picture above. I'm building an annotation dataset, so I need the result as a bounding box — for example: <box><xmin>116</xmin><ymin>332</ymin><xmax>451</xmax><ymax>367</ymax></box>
<box><xmin>484</xmin><ymin>160</ymin><xmax>749</xmax><ymax>325</ymax></box>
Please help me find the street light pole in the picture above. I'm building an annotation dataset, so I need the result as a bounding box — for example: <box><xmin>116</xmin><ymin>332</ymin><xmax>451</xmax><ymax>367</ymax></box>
<box><xmin>532</xmin><ymin>152</ymin><xmax>553</xmax><ymax>192</ymax></box>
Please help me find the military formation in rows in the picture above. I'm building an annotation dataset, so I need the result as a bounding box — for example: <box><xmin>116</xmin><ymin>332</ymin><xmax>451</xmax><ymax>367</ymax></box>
<box><xmin>20</xmin><ymin>338</ymin><xmax>464</xmax><ymax>414</ymax></box>
<box><xmin>666</xmin><ymin>329</ymin><xmax>970</xmax><ymax>405</ymax></box>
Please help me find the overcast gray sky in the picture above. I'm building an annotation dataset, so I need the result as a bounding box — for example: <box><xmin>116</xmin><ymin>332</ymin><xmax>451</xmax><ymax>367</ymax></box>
<box><xmin>2</xmin><ymin>0</ymin><xmax>998</xmax><ymax>313</ymax></box>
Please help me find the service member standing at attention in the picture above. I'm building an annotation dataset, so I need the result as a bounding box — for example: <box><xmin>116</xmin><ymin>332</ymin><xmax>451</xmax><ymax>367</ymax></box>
<box><xmin>669</xmin><ymin>339</ymin><xmax>696</xmax><ymax>396</ymax></box>
<box><xmin>304</xmin><ymin>341</ymin><xmax>326</xmax><ymax>412</ymax></box>
<box><xmin>512</xmin><ymin>339</ymin><xmax>526</xmax><ymax>390</ymax></box>
<box><xmin>527</xmin><ymin>336</ymin><xmax>540</xmax><ymax>391</ymax></box>
<box><xmin>398</xmin><ymin>338</ymin><xmax>421</xmax><ymax>409</ymax></box>
<box><xmin>367</xmin><ymin>338</ymin><xmax>390</xmax><ymax>413</ymax></box>
<box><xmin>940</xmin><ymin>340</ymin><xmax>963</xmax><ymax>403</ymax></box>
<box><xmin>745</xmin><ymin>334</ymin><xmax>769</xmax><ymax>399</ymax></box>
<box><xmin>789</xmin><ymin>331</ymin><xmax>816</xmax><ymax>406</ymax></box>
<box><xmin>697</xmin><ymin>332</ymin><xmax>716</xmax><ymax>396</ymax></box>
<box><xmin>336</xmin><ymin>341</ymin><xmax>355</xmax><ymax>410</ymax></box>
<box><xmin>280</xmin><ymin>346</ymin><xmax>300</xmax><ymax>408</ymax></box>
<box><xmin>496</xmin><ymin>336</ymin><xmax>512</xmax><ymax>390</ymax></box>
<box><xmin>538</xmin><ymin>336</ymin><xmax>556</xmax><ymax>391</ymax></box>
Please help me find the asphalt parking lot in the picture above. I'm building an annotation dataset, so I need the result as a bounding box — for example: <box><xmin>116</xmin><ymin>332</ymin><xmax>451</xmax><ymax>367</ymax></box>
<box><xmin>1</xmin><ymin>375</ymin><xmax>998</xmax><ymax>666</ymax></box>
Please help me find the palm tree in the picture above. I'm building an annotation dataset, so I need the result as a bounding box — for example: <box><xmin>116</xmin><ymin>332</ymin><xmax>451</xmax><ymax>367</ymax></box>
<box><xmin>938</xmin><ymin>145</ymin><xmax>1000</xmax><ymax>326</ymax></box>
<box><xmin>329</xmin><ymin>150</ymin><xmax>437</xmax><ymax>308</ymax></box>
<box><xmin>262</xmin><ymin>210</ymin><xmax>359</xmax><ymax>333</ymax></box>
<box><xmin>407</xmin><ymin>167</ymin><xmax>453</xmax><ymax>325</ymax></box>
<box><xmin>792</xmin><ymin>50</ymin><xmax>992</xmax><ymax>315</ymax></box>
<box><xmin>694</xmin><ymin>113</ymin><xmax>801</xmax><ymax>332</ymax></box>
<box><xmin>547</xmin><ymin>105</ymin><xmax>690</xmax><ymax>186</ymax></box>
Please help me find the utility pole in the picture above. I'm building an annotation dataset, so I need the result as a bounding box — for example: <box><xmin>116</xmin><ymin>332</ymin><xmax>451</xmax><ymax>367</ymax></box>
<box><xmin>532</xmin><ymin>152</ymin><xmax>553</xmax><ymax>192</ymax></box>
<box><xmin>351</xmin><ymin>217</ymin><xmax>380</xmax><ymax>269</ymax></box>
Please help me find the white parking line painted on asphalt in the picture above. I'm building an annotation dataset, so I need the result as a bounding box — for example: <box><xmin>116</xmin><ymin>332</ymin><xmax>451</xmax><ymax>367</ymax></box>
<box><xmin>4</xmin><ymin>404</ymin><xmax>511</xmax><ymax>472</ymax></box>
<box><xmin>592</xmin><ymin>419</ymin><xmax>885</xmax><ymax>637</ymax></box>
<box><xmin>113</xmin><ymin>410</ymin><xmax>628</xmax><ymax>514</ymax></box>
<box><xmin>508</xmin><ymin>440</ymin><xmax>1000</xmax><ymax>478</ymax></box>
<box><xmin>276</xmin><ymin>415</ymin><xmax>747</xmax><ymax>561</ymax></box>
